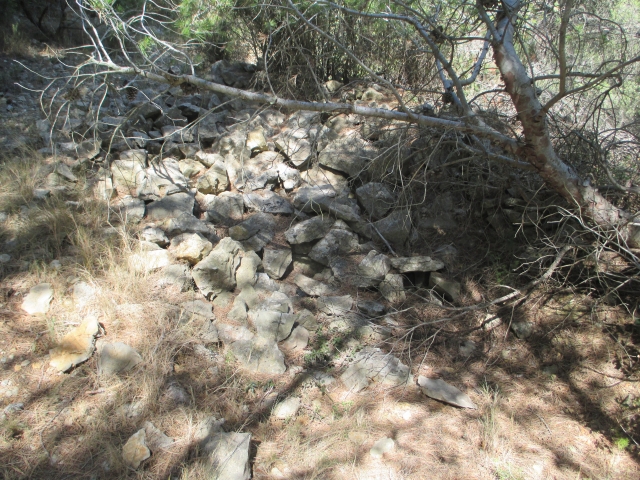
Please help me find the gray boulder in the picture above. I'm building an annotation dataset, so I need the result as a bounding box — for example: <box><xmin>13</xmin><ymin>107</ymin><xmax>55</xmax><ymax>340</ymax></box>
<box><xmin>308</xmin><ymin>225</ymin><xmax>361</xmax><ymax>266</ymax></box>
<box><xmin>146</xmin><ymin>192</ymin><xmax>195</xmax><ymax>221</ymax></box>
<box><xmin>417</xmin><ymin>376</ymin><xmax>477</xmax><ymax>409</ymax></box>
<box><xmin>318</xmin><ymin>135</ymin><xmax>377</xmax><ymax>178</ymax></box>
<box><xmin>197</xmin><ymin>159</ymin><xmax>229</xmax><ymax>195</ymax></box>
<box><xmin>356</xmin><ymin>182</ymin><xmax>394</xmax><ymax>219</ymax></box>
<box><xmin>372</xmin><ymin>209</ymin><xmax>412</xmax><ymax>246</ymax></box>
<box><xmin>244</xmin><ymin>190</ymin><xmax>294</xmax><ymax>215</ymax></box>
<box><xmin>284</xmin><ymin>216</ymin><xmax>334</xmax><ymax>244</ymax></box>
<box><xmin>390</xmin><ymin>256</ymin><xmax>444</xmax><ymax>272</ymax></box>
<box><xmin>293</xmin><ymin>274</ymin><xmax>333</xmax><ymax>296</ymax></box>
<box><xmin>97</xmin><ymin>341</ymin><xmax>143</xmax><ymax>376</ymax></box>
<box><xmin>356</xmin><ymin>250</ymin><xmax>391</xmax><ymax>287</ymax></box>
<box><xmin>228</xmin><ymin>212</ymin><xmax>275</xmax><ymax>251</ymax></box>
<box><xmin>203</xmin><ymin>192</ymin><xmax>244</xmax><ymax>226</ymax></box>
<box><xmin>262</xmin><ymin>247</ymin><xmax>292</xmax><ymax>279</ymax></box>
<box><xmin>170</xmin><ymin>232</ymin><xmax>213</xmax><ymax>264</ymax></box>
<box><xmin>201</xmin><ymin>431</ymin><xmax>251</xmax><ymax>480</ymax></box>
<box><xmin>340</xmin><ymin>347</ymin><xmax>413</xmax><ymax>392</ymax></box>
<box><xmin>192</xmin><ymin>237</ymin><xmax>243</xmax><ymax>298</ymax></box>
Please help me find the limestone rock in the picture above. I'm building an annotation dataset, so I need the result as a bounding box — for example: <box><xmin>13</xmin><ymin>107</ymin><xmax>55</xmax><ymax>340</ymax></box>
<box><xmin>356</xmin><ymin>250</ymin><xmax>391</xmax><ymax>287</ymax></box>
<box><xmin>137</xmin><ymin>158</ymin><xmax>188</xmax><ymax>198</ymax></box>
<box><xmin>340</xmin><ymin>347</ymin><xmax>413</xmax><ymax>392</ymax></box>
<box><xmin>308</xmin><ymin>225</ymin><xmax>361</xmax><ymax>266</ymax></box>
<box><xmin>511</xmin><ymin>321</ymin><xmax>533</xmax><ymax>339</ymax></box>
<box><xmin>203</xmin><ymin>192</ymin><xmax>244</xmax><ymax>226</ymax></box>
<box><xmin>201</xmin><ymin>432</ymin><xmax>251</xmax><ymax>480</ymax></box>
<box><xmin>372</xmin><ymin>209</ymin><xmax>412</xmax><ymax>246</ymax></box>
<box><xmin>197</xmin><ymin>160</ymin><xmax>229</xmax><ymax>194</ymax></box>
<box><xmin>143</xmin><ymin>421</ymin><xmax>174</xmax><ymax>451</ymax></box>
<box><xmin>97</xmin><ymin>341</ymin><xmax>143</xmax><ymax>376</ymax></box>
<box><xmin>141</xmin><ymin>226</ymin><xmax>169</xmax><ymax>247</ymax></box>
<box><xmin>293</xmin><ymin>274</ymin><xmax>333</xmax><ymax>296</ymax></box>
<box><xmin>274</xmin><ymin>135</ymin><xmax>312</xmax><ymax>167</ymax></box>
<box><xmin>236</xmin><ymin>250</ymin><xmax>262</xmax><ymax>288</ymax></box>
<box><xmin>272</xmin><ymin>397</ymin><xmax>301</xmax><ymax>419</ymax></box>
<box><xmin>318</xmin><ymin>295</ymin><xmax>353</xmax><ymax>315</ymax></box>
<box><xmin>49</xmin><ymin>317</ymin><xmax>100</xmax><ymax>372</ymax></box>
<box><xmin>196</xmin><ymin>151</ymin><xmax>225</xmax><ymax>168</ymax></box>
<box><xmin>21</xmin><ymin>283</ymin><xmax>54</xmax><ymax>315</ymax></box>
<box><xmin>192</xmin><ymin>237</ymin><xmax>243</xmax><ymax>298</ymax></box>
<box><xmin>428</xmin><ymin>272</ymin><xmax>461</xmax><ymax>302</ymax></box>
<box><xmin>230</xmin><ymin>338</ymin><xmax>286</xmax><ymax>375</ymax></box>
<box><xmin>277</xmin><ymin>163</ymin><xmax>302</xmax><ymax>190</ymax></box>
<box><xmin>246</xmin><ymin>128</ymin><xmax>268</xmax><ymax>152</ymax></box>
<box><xmin>379</xmin><ymin>274</ymin><xmax>406</xmax><ymax>304</ymax></box>
<box><xmin>170</xmin><ymin>232</ymin><xmax>213</xmax><ymax>264</ymax></box>
<box><xmin>356</xmin><ymin>182</ymin><xmax>395</xmax><ymax>219</ymax></box>
<box><xmin>158</xmin><ymin>264</ymin><xmax>192</xmax><ymax>290</ymax></box>
<box><xmin>129</xmin><ymin>249</ymin><xmax>173</xmax><ymax>273</ymax></box>
<box><xmin>244</xmin><ymin>190</ymin><xmax>294</xmax><ymax>215</ymax></box>
<box><xmin>122</xmin><ymin>429</ymin><xmax>150</xmax><ymax>469</ymax></box>
<box><xmin>72</xmin><ymin>281</ymin><xmax>96</xmax><ymax>310</ymax></box>
<box><xmin>262</xmin><ymin>247</ymin><xmax>292</xmax><ymax>279</ymax></box>
<box><xmin>252</xmin><ymin>310</ymin><xmax>296</xmax><ymax>342</ymax></box>
<box><xmin>229</xmin><ymin>212</ymin><xmax>275</xmax><ymax>251</ymax></box>
<box><xmin>111</xmin><ymin>157</ymin><xmax>146</xmax><ymax>194</ymax></box>
<box><xmin>357</xmin><ymin>300</ymin><xmax>385</xmax><ymax>317</ymax></box>
<box><xmin>318</xmin><ymin>135</ymin><xmax>377</xmax><ymax>178</ymax></box>
<box><xmin>114</xmin><ymin>196</ymin><xmax>145</xmax><ymax>223</ymax></box>
<box><xmin>284</xmin><ymin>216</ymin><xmax>334</xmax><ymax>244</ymax></box>
<box><xmin>164</xmin><ymin>212</ymin><xmax>214</xmax><ymax>237</ymax></box>
<box><xmin>281</xmin><ymin>326</ymin><xmax>309</xmax><ymax>351</ymax></box>
<box><xmin>146</xmin><ymin>192</ymin><xmax>195</xmax><ymax>221</ymax></box>
<box><xmin>179</xmin><ymin>158</ymin><xmax>205</xmax><ymax>178</ymax></box>
<box><xmin>417</xmin><ymin>376</ymin><xmax>477</xmax><ymax>409</ymax></box>
<box><xmin>390</xmin><ymin>256</ymin><xmax>444</xmax><ymax>273</ymax></box>
<box><xmin>370</xmin><ymin>437</ymin><xmax>395</xmax><ymax>458</ymax></box>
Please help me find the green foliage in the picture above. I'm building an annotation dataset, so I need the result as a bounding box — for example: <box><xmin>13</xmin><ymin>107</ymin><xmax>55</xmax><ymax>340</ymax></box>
<box><xmin>614</xmin><ymin>436</ymin><xmax>630</xmax><ymax>450</ymax></box>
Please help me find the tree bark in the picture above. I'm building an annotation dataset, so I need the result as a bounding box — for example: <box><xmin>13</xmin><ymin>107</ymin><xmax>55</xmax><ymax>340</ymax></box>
<box><xmin>490</xmin><ymin>4</ymin><xmax>638</xmax><ymax>246</ymax></box>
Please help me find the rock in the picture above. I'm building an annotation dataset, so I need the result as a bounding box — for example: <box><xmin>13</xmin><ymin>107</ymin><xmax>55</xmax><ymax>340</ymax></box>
<box><xmin>459</xmin><ymin>340</ymin><xmax>476</xmax><ymax>357</ymax></box>
<box><xmin>143</xmin><ymin>421</ymin><xmax>174</xmax><ymax>450</ymax></box>
<box><xmin>73</xmin><ymin>281</ymin><xmax>95</xmax><ymax>309</ymax></box>
<box><xmin>244</xmin><ymin>190</ymin><xmax>294</xmax><ymax>215</ymax></box>
<box><xmin>230</xmin><ymin>338</ymin><xmax>286</xmax><ymax>375</ymax></box>
<box><xmin>292</xmin><ymin>184</ymin><xmax>336</xmax><ymax>211</ymax></box>
<box><xmin>318</xmin><ymin>135</ymin><xmax>377</xmax><ymax>177</ymax></box>
<box><xmin>179</xmin><ymin>158</ymin><xmax>206</xmax><ymax>178</ymax></box>
<box><xmin>357</xmin><ymin>300</ymin><xmax>385</xmax><ymax>317</ymax></box>
<box><xmin>49</xmin><ymin>317</ymin><xmax>100</xmax><ymax>372</ymax></box>
<box><xmin>417</xmin><ymin>376</ymin><xmax>477</xmax><ymax>409</ymax></box>
<box><xmin>292</xmin><ymin>256</ymin><xmax>325</xmax><ymax>277</ymax></box>
<box><xmin>97</xmin><ymin>341</ymin><xmax>143</xmax><ymax>376</ymax></box>
<box><xmin>284</xmin><ymin>216</ymin><xmax>334</xmax><ymax>244</ymax></box>
<box><xmin>308</xmin><ymin>225</ymin><xmax>361</xmax><ymax>266</ymax></box>
<box><xmin>340</xmin><ymin>347</ymin><xmax>413</xmax><ymax>392</ymax></box>
<box><xmin>218</xmin><ymin>323</ymin><xmax>255</xmax><ymax>344</ymax></box>
<box><xmin>203</xmin><ymin>192</ymin><xmax>244</xmax><ymax>225</ymax></box>
<box><xmin>272</xmin><ymin>397</ymin><xmax>301</xmax><ymax>419</ymax></box>
<box><xmin>277</xmin><ymin>163</ymin><xmax>302</xmax><ymax>190</ymax></box>
<box><xmin>201</xmin><ymin>432</ymin><xmax>251</xmax><ymax>480</ymax></box>
<box><xmin>197</xmin><ymin>159</ymin><xmax>229</xmax><ymax>194</ymax></box>
<box><xmin>428</xmin><ymin>272</ymin><xmax>461</xmax><ymax>302</ymax></box>
<box><xmin>146</xmin><ymin>192</ymin><xmax>195</xmax><ymax>221</ymax></box>
<box><xmin>318</xmin><ymin>295</ymin><xmax>353</xmax><ymax>315</ymax></box>
<box><xmin>300</xmin><ymin>167</ymin><xmax>349</xmax><ymax>194</ymax></box>
<box><xmin>356</xmin><ymin>250</ymin><xmax>391</xmax><ymax>287</ymax></box>
<box><xmin>170</xmin><ymin>232</ymin><xmax>213</xmax><ymax>264</ymax></box>
<box><xmin>274</xmin><ymin>135</ymin><xmax>312</xmax><ymax>167</ymax></box>
<box><xmin>137</xmin><ymin>158</ymin><xmax>188</xmax><ymax>198</ymax></box>
<box><xmin>158</xmin><ymin>264</ymin><xmax>192</xmax><ymax>290</ymax></box>
<box><xmin>372</xmin><ymin>209</ymin><xmax>412</xmax><ymax>246</ymax></box>
<box><xmin>229</xmin><ymin>212</ymin><xmax>275</xmax><ymax>251</ymax></box>
<box><xmin>356</xmin><ymin>183</ymin><xmax>394</xmax><ymax>219</ymax></box>
<box><xmin>390</xmin><ymin>256</ymin><xmax>444</xmax><ymax>273</ymax></box>
<box><xmin>379</xmin><ymin>274</ymin><xmax>406</xmax><ymax>303</ymax></box>
<box><xmin>129</xmin><ymin>249</ymin><xmax>173</xmax><ymax>272</ymax></box>
<box><xmin>181</xmin><ymin>300</ymin><xmax>214</xmax><ymax>320</ymax></box>
<box><xmin>114</xmin><ymin>196</ymin><xmax>145</xmax><ymax>223</ymax></box>
<box><xmin>252</xmin><ymin>311</ymin><xmax>296</xmax><ymax>342</ymax></box>
<box><xmin>325</xmin><ymin>80</ymin><xmax>343</xmax><ymax>92</ymax></box>
<box><xmin>511</xmin><ymin>321</ymin><xmax>533</xmax><ymax>339</ymax></box>
<box><xmin>33</xmin><ymin>188</ymin><xmax>51</xmax><ymax>200</ymax></box>
<box><xmin>293</xmin><ymin>274</ymin><xmax>333</xmax><ymax>296</ymax></box>
<box><xmin>162</xmin><ymin>378</ymin><xmax>191</xmax><ymax>406</ymax></box>
<box><xmin>111</xmin><ymin>157</ymin><xmax>147</xmax><ymax>194</ymax></box>
<box><xmin>122</xmin><ymin>429</ymin><xmax>150</xmax><ymax>469</ymax></box>
<box><xmin>0</xmin><ymin>253</ymin><xmax>11</xmax><ymax>263</ymax></box>
<box><xmin>370</xmin><ymin>437</ymin><xmax>395</xmax><ymax>458</ymax></box>
<box><xmin>236</xmin><ymin>251</ymin><xmax>262</xmax><ymax>288</ymax></box>
<box><xmin>141</xmin><ymin>226</ymin><xmax>169</xmax><ymax>246</ymax></box>
<box><xmin>196</xmin><ymin>151</ymin><xmax>225</xmax><ymax>168</ymax></box>
<box><xmin>21</xmin><ymin>283</ymin><xmax>54</xmax><ymax>315</ymax></box>
<box><xmin>281</xmin><ymin>326</ymin><xmax>309</xmax><ymax>351</ymax></box>
<box><xmin>192</xmin><ymin>237</ymin><xmax>243</xmax><ymax>298</ymax></box>
<box><xmin>47</xmin><ymin>162</ymin><xmax>78</xmax><ymax>187</ymax></box>
<box><xmin>262</xmin><ymin>247</ymin><xmax>292</xmax><ymax>279</ymax></box>
<box><xmin>229</xmin><ymin>151</ymin><xmax>280</xmax><ymax>191</ymax></box>
<box><xmin>165</xmin><ymin>212</ymin><xmax>214</xmax><ymax>238</ymax></box>
<box><xmin>246</xmin><ymin>128</ymin><xmax>268</xmax><ymax>152</ymax></box>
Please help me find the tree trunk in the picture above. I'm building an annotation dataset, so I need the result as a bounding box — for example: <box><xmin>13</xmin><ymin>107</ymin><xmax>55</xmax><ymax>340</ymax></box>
<box><xmin>491</xmin><ymin>6</ymin><xmax>638</xmax><ymax>246</ymax></box>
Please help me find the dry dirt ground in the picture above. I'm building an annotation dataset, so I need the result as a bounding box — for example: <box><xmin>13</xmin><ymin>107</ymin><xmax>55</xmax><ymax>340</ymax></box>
<box><xmin>1</xmin><ymin>49</ymin><xmax>640</xmax><ymax>480</ymax></box>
